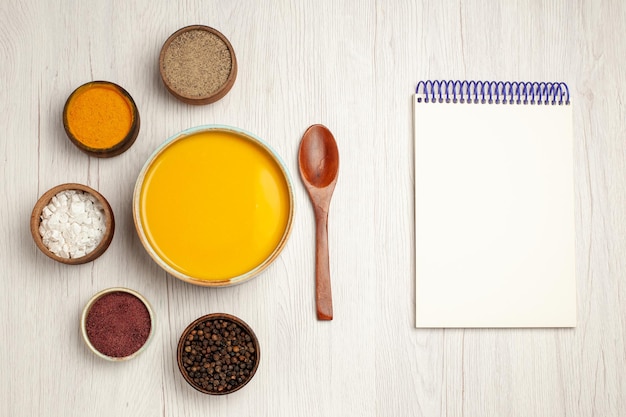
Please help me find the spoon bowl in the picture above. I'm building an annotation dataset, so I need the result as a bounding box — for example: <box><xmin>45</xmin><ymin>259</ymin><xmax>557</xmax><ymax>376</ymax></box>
<box><xmin>298</xmin><ymin>124</ymin><xmax>339</xmax><ymax>320</ymax></box>
<box><xmin>299</xmin><ymin>126</ymin><xmax>339</xmax><ymax>189</ymax></box>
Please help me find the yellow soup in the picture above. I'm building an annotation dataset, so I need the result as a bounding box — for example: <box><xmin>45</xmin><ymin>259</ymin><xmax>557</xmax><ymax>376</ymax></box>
<box><xmin>138</xmin><ymin>129</ymin><xmax>292</xmax><ymax>282</ymax></box>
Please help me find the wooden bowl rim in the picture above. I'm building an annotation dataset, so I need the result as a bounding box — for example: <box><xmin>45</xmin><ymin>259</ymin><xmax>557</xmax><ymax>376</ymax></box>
<box><xmin>30</xmin><ymin>183</ymin><xmax>115</xmax><ymax>265</ymax></box>
<box><xmin>159</xmin><ymin>25</ymin><xmax>238</xmax><ymax>105</ymax></box>
<box><xmin>63</xmin><ymin>81</ymin><xmax>140</xmax><ymax>158</ymax></box>
<box><xmin>80</xmin><ymin>287</ymin><xmax>156</xmax><ymax>361</ymax></box>
<box><xmin>176</xmin><ymin>313</ymin><xmax>260</xmax><ymax>395</ymax></box>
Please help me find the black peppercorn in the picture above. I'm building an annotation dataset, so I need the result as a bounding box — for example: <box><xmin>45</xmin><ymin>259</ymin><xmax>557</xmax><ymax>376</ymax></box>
<box><xmin>178</xmin><ymin>314</ymin><xmax>259</xmax><ymax>395</ymax></box>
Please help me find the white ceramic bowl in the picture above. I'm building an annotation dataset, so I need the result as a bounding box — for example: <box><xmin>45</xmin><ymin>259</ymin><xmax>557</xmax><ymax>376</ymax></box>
<box><xmin>132</xmin><ymin>125</ymin><xmax>295</xmax><ymax>287</ymax></box>
<box><xmin>80</xmin><ymin>287</ymin><xmax>155</xmax><ymax>361</ymax></box>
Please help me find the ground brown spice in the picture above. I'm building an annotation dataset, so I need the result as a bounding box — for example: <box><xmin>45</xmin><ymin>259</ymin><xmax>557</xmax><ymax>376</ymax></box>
<box><xmin>85</xmin><ymin>292</ymin><xmax>151</xmax><ymax>358</ymax></box>
<box><xmin>161</xmin><ymin>29</ymin><xmax>232</xmax><ymax>98</ymax></box>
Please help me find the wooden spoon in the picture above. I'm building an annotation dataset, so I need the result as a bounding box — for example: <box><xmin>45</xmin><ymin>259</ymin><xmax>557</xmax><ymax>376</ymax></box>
<box><xmin>298</xmin><ymin>124</ymin><xmax>339</xmax><ymax>321</ymax></box>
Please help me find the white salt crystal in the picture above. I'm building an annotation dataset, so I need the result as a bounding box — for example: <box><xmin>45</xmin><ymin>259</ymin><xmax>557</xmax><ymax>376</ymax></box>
<box><xmin>48</xmin><ymin>213</ymin><xmax>60</xmax><ymax>226</ymax></box>
<box><xmin>38</xmin><ymin>189</ymin><xmax>107</xmax><ymax>259</ymax></box>
<box><xmin>70</xmin><ymin>201</ymin><xmax>85</xmax><ymax>215</ymax></box>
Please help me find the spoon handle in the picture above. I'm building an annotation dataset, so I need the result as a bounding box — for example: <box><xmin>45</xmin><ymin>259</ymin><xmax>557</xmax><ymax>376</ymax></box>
<box><xmin>315</xmin><ymin>207</ymin><xmax>333</xmax><ymax>320</ymax></box>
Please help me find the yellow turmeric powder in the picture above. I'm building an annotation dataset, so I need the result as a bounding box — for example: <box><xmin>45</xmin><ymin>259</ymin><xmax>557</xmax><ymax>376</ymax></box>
<box><xmin>65</xmin><ymin>83</ymin><xmax>134</xmax><ymax>150</ymax></box>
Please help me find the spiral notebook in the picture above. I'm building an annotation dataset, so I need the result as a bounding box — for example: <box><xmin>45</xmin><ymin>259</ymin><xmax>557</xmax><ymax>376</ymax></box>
<box><xmin>413</xmin><ymin>80</ymin><xmax>576</xmax><ymax>328</ymax></box>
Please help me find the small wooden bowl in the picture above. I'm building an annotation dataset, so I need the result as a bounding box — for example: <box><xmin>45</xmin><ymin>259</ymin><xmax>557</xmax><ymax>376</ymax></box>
<box><xmin>159</xmin><ymin>25</ymin><xmax>238</xmax><ymax>105</ymax></box>
<box><xmin>30</xmin><ymin>183</ymin><xmax>115</xmax><ymax>265</ymax></box>
<box><xmin>63</xmin><ymin>81</ymin><xmax>140</xmax><ymax>158</ymax></box>
<box><xmin>80</xmin><ymin>287</ymin><xmax>155</xmax><ymax>361</ymax></box>
<box><xmin>177</xmin><ymin>313</ymin><xmax>260</xmax><ymax>395</ymax></box>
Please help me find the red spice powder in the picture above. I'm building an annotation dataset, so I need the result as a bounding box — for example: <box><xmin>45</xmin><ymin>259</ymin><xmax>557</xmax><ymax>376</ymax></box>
<box><xmin>85</xmin><ymin>291</ymin><xmax>152</xmax><ymax>358</ymax></box>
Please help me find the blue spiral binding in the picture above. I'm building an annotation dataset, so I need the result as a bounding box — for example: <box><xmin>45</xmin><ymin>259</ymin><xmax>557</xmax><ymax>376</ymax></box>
<box><xmin>415</xmin><ymin>80</ymin><xmax>570</xmax><ymax>105</ymax></box>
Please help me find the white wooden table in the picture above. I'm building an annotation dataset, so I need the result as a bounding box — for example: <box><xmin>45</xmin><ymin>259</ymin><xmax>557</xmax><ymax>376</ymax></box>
<box><xmin>1</xmin><ymin>1</ymin><xmax>625</xmax><ymax>416</ymax></box>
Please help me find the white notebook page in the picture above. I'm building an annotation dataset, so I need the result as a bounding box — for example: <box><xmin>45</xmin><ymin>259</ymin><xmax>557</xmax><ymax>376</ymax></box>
<box><xmin>414</xmin><ymin>97</ymin><xmax>576</xmax><ymax>328</ymax></box>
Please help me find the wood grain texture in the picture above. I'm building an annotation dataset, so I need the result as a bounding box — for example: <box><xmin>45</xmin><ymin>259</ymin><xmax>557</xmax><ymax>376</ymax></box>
<box><xmin>1</xmin><ymin>0</ymin><xmax>625</xmax><ymax>416</ymax></box>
